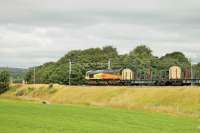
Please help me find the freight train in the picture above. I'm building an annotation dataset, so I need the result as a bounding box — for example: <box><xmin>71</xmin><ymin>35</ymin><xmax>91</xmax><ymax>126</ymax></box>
<box><xmin>85</xmin><ymin>65</ymin><xmax>200</xmax><ymax>86</ymax></box>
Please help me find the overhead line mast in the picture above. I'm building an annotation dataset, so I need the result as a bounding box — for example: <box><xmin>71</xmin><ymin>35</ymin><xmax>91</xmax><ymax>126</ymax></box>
<box><xmin>108</xmin><ymin>59</ymin><xmax>111</xmax><ymax>69</ymax></box>
<box><xmin>190</xmin><ymin>58</ymin><xmax>193</xmax><ymax>86</ymax></box>
<box><xmin>33</xmin><ymin>67</ymin><xmax>36</xmax><ymax>87</ymax></box>
<box><xmin>69</xmin><ymin>59</ymin><xmax>72</xmax><ymax>86</ymax></box>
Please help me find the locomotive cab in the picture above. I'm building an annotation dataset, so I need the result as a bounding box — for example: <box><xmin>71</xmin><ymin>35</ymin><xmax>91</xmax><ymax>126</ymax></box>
<box><xmin>85</xmin><ymin>71</ymin><xmax>95</xmax><ymax>80</ymax></box>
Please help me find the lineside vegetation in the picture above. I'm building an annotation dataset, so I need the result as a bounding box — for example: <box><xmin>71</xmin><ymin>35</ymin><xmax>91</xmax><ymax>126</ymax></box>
<box><xmin>2</xmin><ymin>84</ymin><xmax>200</xmax><ymax>118</ymax></box>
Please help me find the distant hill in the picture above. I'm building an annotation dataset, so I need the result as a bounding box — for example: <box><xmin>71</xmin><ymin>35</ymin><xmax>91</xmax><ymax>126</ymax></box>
<box><xmin>0</xmin><ymin>67</ymin><xmax>27</xmax><ymax>83</ymax></box>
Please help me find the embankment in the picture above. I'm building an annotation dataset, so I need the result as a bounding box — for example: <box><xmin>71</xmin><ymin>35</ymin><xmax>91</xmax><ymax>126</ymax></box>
<box><xmin>1</xmin><ymin>84</ymin><xmax>200</xmax><ymax>118</ymax></box>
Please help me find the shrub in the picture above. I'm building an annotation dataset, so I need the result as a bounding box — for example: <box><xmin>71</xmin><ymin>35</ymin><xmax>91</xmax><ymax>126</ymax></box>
<box><xmin>0</xmin><ymin>71</ymin><xmax>10</xmax><ymax>94</ymax></box>
<box><xmin>27</xmin><ymin>87</ymin><xmax>34</xmax><ymax>93</ymax></box>
<box><xmin>16</xmin><ymin>90</ymin><xmax>26</xmax><ymax>96</ymax></box>
<box><xmin>48</xmin><ymin>83</ymin><xmax>54</xmax><ymax>88</ymax></box>
<box><xmin>48</xmin><ymin>88</ymin><xmax>57</xmax><ymax>94</ymax></box>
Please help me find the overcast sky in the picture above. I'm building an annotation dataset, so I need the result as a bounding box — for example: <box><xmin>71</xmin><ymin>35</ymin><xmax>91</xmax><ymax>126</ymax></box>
<box><xmin>0</xmin><ymin>0</ymin><xmax>200</xmax><ymax>68</ymax></box>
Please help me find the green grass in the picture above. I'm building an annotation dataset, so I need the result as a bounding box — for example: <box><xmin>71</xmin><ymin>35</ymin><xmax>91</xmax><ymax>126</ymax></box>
<box><xmin>0</xmin><ymin>99</ymin><xmax>199</xmax><ymax>133</ymax></box>
<box><xmin>5</xmin><ymin>84</ymin><xmax>200</xmax><ymax>117</ymax></box>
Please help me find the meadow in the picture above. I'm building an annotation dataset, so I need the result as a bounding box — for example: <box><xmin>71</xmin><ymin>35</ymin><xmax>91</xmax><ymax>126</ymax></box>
<box><xmin>2</xmin><ymin>84</ymin><xmax>200</xmax><ymax>118</ymax></box>
<box><xmin>0</xmin><ymin>98</ymin><xmax>199</xmax><ymax>133</ymax></box>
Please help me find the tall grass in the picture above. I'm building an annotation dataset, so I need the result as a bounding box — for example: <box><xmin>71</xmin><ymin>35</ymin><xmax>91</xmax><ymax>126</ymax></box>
<box><xmin>2</xmin><ymin>84</ymin><xmax>200</xmax><ymax>118</ymax></box>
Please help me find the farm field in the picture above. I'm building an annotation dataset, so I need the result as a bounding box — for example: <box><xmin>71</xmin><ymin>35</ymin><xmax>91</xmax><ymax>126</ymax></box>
<box><xmin>0</xmin><ymin>99</ymin><xmax>199</xmax><ymax>133</ymax></box>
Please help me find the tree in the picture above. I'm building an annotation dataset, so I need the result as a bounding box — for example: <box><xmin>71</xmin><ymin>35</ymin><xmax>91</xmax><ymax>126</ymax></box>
<box><xmin>159</xmin><ymin>52</ymin><xmax>190</xmax><ymax>69</ymax></box>
<box><xmin>24</xmin><ymin>45</ymin><xmax>192</xmax><ymax>85</ymax></box>
<box><xmin>127</xmin><ymin>45</ymin><xmax>155</xmax><ymax>78</ymax></box>
<box><xmin>102</xmin><ymin>46</ymin><xmax>118</xmax><ymax>57</ymax></box>
<box><xmin>0</xmin><ymin>71</ymin><xmax>10</xmax><ymax>93</ymax></box>
<box><xmin>129</xmin><ymin>45</ymin><xmax>153</xmax><ymax>59</ymax></box>
<box><xmin>193</xmin><ymin>63</ymin><xmax>200</xmax><ymax>79</ymax></box>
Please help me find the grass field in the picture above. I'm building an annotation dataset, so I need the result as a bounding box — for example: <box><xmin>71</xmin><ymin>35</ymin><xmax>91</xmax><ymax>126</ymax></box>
<box><xmin>0</xmin><ymin>99</ymin><xmax>199</xmax><ymax>133</ymax></box>
<box><xmin>2</xmin><ymin>84</ymin><xmax>200</xmax><ymax>118</ymax></box>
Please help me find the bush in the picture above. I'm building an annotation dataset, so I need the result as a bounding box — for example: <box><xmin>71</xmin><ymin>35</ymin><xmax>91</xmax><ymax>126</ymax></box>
<box><xmin>27</xmin><ymin>87</ymin><xmax>34</xmax><ymax>93</ymax></box>
<box><xmin>16</xmin><ymin>90</ymin><xmax>26</xmax><ymax>96</ymax></box>
<box><xmin>0</xmin><ymin>71</ymin><xmax>10</xmax><ymax>94</ymax></box>
<box><xmin>0</xmin><ymin>83</ymin><xmax>9</xmax><ymax>94</ymax></box>
<box><xmin>48</xmin><ymin>87</ymin><xmax>57</xmax><ymax>94</ymax></box>
<box><xmin>15</xmin><ymin>87</ymin><xmax>34</xmax><ymax>96</ymax></box>
<box><xmin>48</xmin><ymin>83</ymin><xmax>54</xmax><ymax>88</ymax></box>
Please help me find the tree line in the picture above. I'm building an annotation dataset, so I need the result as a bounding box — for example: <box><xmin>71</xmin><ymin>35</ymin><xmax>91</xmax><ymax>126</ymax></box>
<box><xmin>25</xmin><ymin>45</ymin><xmax>200</xmax><ymax>85</ymax></box>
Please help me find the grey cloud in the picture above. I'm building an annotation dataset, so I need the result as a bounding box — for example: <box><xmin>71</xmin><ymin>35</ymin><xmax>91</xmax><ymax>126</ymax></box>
<box><xmin>0</xmin><ymin>0</ymin><xmax>200</xmax><ymax>67</ymax></box>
